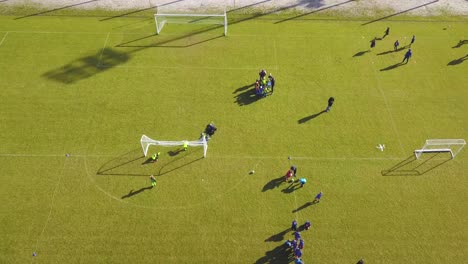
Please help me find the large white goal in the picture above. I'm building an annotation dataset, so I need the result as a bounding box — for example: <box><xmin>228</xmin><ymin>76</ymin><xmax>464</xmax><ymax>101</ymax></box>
<box><xmin>154</xmin><ymin>9</ymin><xmax>228</xmax><ymax>36</ymax></box>
<box><xmin>140</xmin><ymin>135</ymin><xmax>208</xmax><ymax>158</ymax></box>
<box><xmin>414</xmin><ymin>139</ymin><xmax>466</xmax><ymax>159</ymax></box>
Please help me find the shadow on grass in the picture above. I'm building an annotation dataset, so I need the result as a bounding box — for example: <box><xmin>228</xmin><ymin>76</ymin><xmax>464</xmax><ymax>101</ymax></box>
<box><xmin>298</xmin><ymin>110</ymin><xmax>326</xmax><ymax>124</ymax></box>
<box><xmin>262</xmin><ymin>176</ymin><xmax>284</xmax><ymax>192</ymax></box>
<box><xmin>264</xmin><ymin>228</ymin><xmax>290</xmax><ymax>242</ymax></box>
<box><xmin>382</xmin><ymin>153</ymin><xmax>452</xmax><ymax>176</ymax></box>
<box><xmin>275</xmin><ymin>0</ymin><xmax>356</xmax><ymax>24</ymax></box>
<box><xmin>42</xmin><ymin>47</ymin><xmax>130</xmax><ymax>84</ymax></box>
<box><xmin>353</xmin><ymin>50</ymin><xmax>370</xmax><ymax>57</ymax></box>
<box><xmin>157</xmin><ymin>148</ymin><xmax>204</xmax><ymax>176</ymax></box>
<box><xmin>121</xmin><ymin>186</ymin><xmax>153</xmax><ymax>199</ymax></box>
<box><xmin>292</xmin><ymin>202</ymin><xmax>314</xmax><ymax>213</ymax></box>
<box><xmin>14</xmin><ymin>0</ymin><xmax>99</xmax><ymax>20</ymax></box>
<box><xmin>447</xmin><ymin>55</ymin><xmax>468</xmax><ymax>66</ymax></box>
<box><xmin>96</xmin><ymin>149</ymin><xmax>148</xmax><ymax>176</ymax></box>
<box><xmin>380</xmin><ymin>61</ymin><xmax>404</xmax><ymax>71</ymax></box>
<box><xmin>361</xmin><ymin>0</ymin><xmax>439</xmax><ymax>25</ymax></box>
<box><xmin>377</xmin><ymin>47</ymin><xmax>405</xmax><ymax>56</ymax></box>
<box><xmin>255</xmin><ymin>243</ymin><xmax>293</xmax><ymax>264</ymax></box>
<box><xmin>452</xmin><ymin>40</ymin><xmax>467</xmax><ymax>48</ymax></box>
<box><xmin>233</xmin><ymin>83</ymin><xmax>261</xmax><ymax>106</ymax></box>
<box><xmin>281</xmin><ymin>182</ymin><xmax>301</xmax><ymax>193</ymax></box>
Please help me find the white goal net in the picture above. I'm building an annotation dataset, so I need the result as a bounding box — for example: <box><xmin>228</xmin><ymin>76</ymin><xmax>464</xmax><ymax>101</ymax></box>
<box><xmin>414</xmin><ymin>139</ymin><xmax>466</xmax><ymax>159</ymax></box>
<box><xmin>154</xmin><ymin>9</ymin><xmax>227</xmax><ymax>36</ymax></box>
<box><xmin>140</xmin><ymin>135</ymin><xmax>208</xmax><ymax>158</ymax></box>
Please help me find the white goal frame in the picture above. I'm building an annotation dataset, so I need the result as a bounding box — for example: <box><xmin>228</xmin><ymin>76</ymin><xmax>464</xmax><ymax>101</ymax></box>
<box><xmin>154</xmin><ymin>10</ymin><xmax>228</xmax><ymax>36</ymax></box>
<box><xmin>141</xmin><ymin>134</ymin><xmax>208</xmax><ymax>158</ymax></box>
<box><xmin>414</xmin><ymin>139</ymin><xmax>466</xmax><ymax>159</ymax></box>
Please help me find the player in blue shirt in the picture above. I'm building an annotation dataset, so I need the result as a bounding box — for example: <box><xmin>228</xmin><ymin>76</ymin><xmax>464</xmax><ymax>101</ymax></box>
<box><xmin>313</xmin><ymin>191</ymin><xmax>323</xmax><ymax>203</ymax></box>
<box><xmin>304</xmin><ymin>221</ymin><xmax>311</xmax><ymax>230</ymax></box>
<box><xmin>402</xmin><ymin>49</ymin><xmax>412</xmax><ymax>64</ymax></box>
<box><xmin>394</xmin><ymin>40</ymin><xmax>399</xmax><ymax>51</ymax></box>
<box><xmin>299</xmin><ymin>178</ymin><xmax>307</xmax><ymax>188</ymax></box>
<box><xmin>292</xmin><ymin>220</ymin><xmax>298</xmax><ymax>231</ymax></box>
<box><xmin>294</xmin><ymin>231</ymin><xmax>301</xmax><ymax>240</ymax></box>
<box><xmin>294</xmin><ymin>248</ymin><xmax>303</xmax><ymax>259</ymax></box>
<box><xmin>298</xmin><ymin>239</ymin><xmax>304</xmax><ymax>249</ymax></box>
<box><xmin>295</xmin><ymin>258</ymin><xmax>304</xmax><ymax>264</ymax></box>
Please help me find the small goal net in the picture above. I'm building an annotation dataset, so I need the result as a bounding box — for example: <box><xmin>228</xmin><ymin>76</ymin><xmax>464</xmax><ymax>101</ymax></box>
<box><xmin>141</xmin><ymin>135</ymin><xmax>208</xmax><ymax>158</ymax></box>
<box><xmin>414</xmin><ymin>139</ymin><xmax>466</xmax><ymax>159</ymax></box>
<box><xmin>154</xmin><ymin>8</ymin><xmax>227</xmax><ymax>36</ymax></box>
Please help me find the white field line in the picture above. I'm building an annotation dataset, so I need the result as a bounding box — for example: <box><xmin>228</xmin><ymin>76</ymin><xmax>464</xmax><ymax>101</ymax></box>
<box><xmin>369</xmin><ymin>57</ymin><xmax>406</xmax><ymax>156</ymax></box>
<box><xmin>0</xmin><ymin>32</ymin><xmax>9</xmax><ymax>47</ymax></box>
<box><xmin>97</xmin><ymin>32</ymin><xmax>110</xmax><ymax>67</ymax></box>
<box><xmin>31</xmin><ymin>158</ymin><xmax>68</xmax><ymax>263</ymax></box>
<box><xmin>102</xmin><ymin>65</ymin><xmax>280</xmax><ymax>70</ymax></box>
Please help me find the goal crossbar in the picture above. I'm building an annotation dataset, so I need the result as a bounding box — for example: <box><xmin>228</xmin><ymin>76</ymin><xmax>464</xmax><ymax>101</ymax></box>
<box><xmin>414</xmin><ymin>139</ymin><xmax>466</xmax><ymax>159</ymax></box>
<box><xmin>141</xmin><ymin>135</ymin><xmax>208</xmax><ymax>158</ymax></box>
<box><xmin>154</xmin><ymin>10</ymin><xmax>227</xmax><ymax>36</ymax></box>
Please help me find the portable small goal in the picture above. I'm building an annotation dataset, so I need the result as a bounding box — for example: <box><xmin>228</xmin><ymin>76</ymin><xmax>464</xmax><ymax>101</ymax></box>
<box><xmin>414</xmin><ymin>139</ymin><xmax>466</xmax><ymax>159</ymax></box>
<box><xmin>140</xmin><ymin>135</ymin><xmax>208</xmax><ymax>158</ymax></box>
<box><xmin>154</xmin><ymin>9</ymin><xmax>228</xmax><ymax>36</ymax></box>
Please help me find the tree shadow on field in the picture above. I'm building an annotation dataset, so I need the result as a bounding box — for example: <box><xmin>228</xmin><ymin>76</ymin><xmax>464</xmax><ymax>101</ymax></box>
<box><xmin>381</xmin><ymin>153</ymin><xmax>452</xmax><ymax>176</ymax></box>
<box><xmin>14</xmin><ymin>0</ymin><xmax>98</xmax><ymax>19</ymax></box>
<box><xmin>275</xmin><ymin>0</ymin><xmax>356</xmax><ymax>24</ymax></box>
<box><xmin>361</xmin><ymin>0</ymin><xmax>439</xmax><ymax>25</ymax></box>
<box><xmin>298</xmin><ymin>110</ymin><xmax>326</xmax><ymax>124</ymax></box>
<box><xmin>353</xmin><ymin>50</ymin><xmax>370</xmax><ymax>57</ymax></box>
<box><xmin>97</xmin><ymin>149</ymin><xmax>148</xmax><ymax>176</ymax></box>
<box><xmin>256</xmin><ymin>243</ymin><xmax>294</xmax><ymax>264</ymax></box>
<box><xmin>380</xmin><ymin>62</ymin><xmax>404</xmax><ymax>71</ymax></box>
<box><xmin>42</xmin><ymin>48</ymin><xmax>130</xmax><ymax>84</ymax></box>
<box><xmin>121</xmin><ymin>186</ymin><xmax>153</xmax><ymax>199</ymax></box>
<box><xmin>262</xmin><ymin>176</ymin><xmax>285</xmax><ymax>192</ymax></box>
<box><xmin>447</xmin><ymin>55</ymin><xmax>468</xmax><ymax>66</ymax></box>
<box><xmin>292</xmin><ymin>202</ymin><xmax>314</xmax><ymax>213</ymax></box>
<box><xmin>233</xmin><ymin>83</ymin><xmax>260</xmax><ymax>106</ymax></box>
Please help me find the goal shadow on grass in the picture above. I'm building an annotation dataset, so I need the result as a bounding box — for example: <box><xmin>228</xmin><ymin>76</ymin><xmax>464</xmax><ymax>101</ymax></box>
<box><xmin>381</xmin><ymin>153</ymin><xmax>452</xmax><ymax>176</ymax></box>
<box><xmin>96</xmin><ymin>147</ymin><xmax>203</xmax><ymax>177</ymax></box>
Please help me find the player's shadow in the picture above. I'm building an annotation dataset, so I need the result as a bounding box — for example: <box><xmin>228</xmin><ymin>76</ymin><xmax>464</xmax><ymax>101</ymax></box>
<box><xmin>157</xmin><ymin>148</ymin><xmax>204</xmax><ymax>176</ymax></box>
<box><xmin>121</xmin><ymin>186</ymin><xmax>153</xmax><ymax>199</ymax></box>
<box><xmin>380</xmin><ymin>62</ymin><xmax>404</xmax><ymax>71</ymax></box>
<box><xmin>292</xmin><ymin>202</ymin><xmax>314</xmax><ymax>213</ymax></box>
<box><xmin>264</xmin><ymin>228</ymin><xmax>290</xmax><ymax>242</ymax></box>
<box><xmin>447</xmin><ymin>55</ymin><xmax>468</xmax><ymax>66</ymax></box>
<box><xmin>97</xmin><ymin>148</ymin><xmax>149</xmax><ymax>176</ymax></box>
<box><xmin>42</xmin><ymin>48</ymin><xmax>130</xmax><ymax>84</ymax></box>
<box><xmin>377</xmin><ymin>47</ymin><xmax>405</xmax><ymax>56</ymax></box>
<box><xmin>282</xmin><ymin>182</ymin><xmax>301</xmax><ymax>193</ymax></box>
<box><xmin>298</xmin><ymin>110</ymin><xmax>326</xmax><ymax>124</ymax></box>
<box><xmin>381</xmin><ymin>153</ymin><xmax>452</xmax><ymax>176</ymax></box>
<box><xmin>255</xmin><ymin>243</ymin><xmax>294</xmax><ymax>264</ymax></box>
<box><xmin>233</xmin><ymin>83</ymin><xmax>260</xmax><ymax>106</ymax></box>
<box><xmin>452</xmin><ymin>40</ymin><xmax>467</xmax><ymax>48</ymax></box>
<box><xmin>353</xmin><ymin>50</ymin><xmax>370</xmax><ymax>57</ymax></box>
<box><xmin>262</xmin><ymin>176</ymin><xmax>285</xmax><ymax>192</ymax></box>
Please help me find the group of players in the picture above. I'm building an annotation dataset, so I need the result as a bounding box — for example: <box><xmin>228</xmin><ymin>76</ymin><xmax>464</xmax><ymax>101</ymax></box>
<box><xmin>255</xmin><ymin>69</ymin><xmax>276</xmax><ymax>98</ymax></box>
<box><xmin>369</xmin><ymin>27</ymin><xmax>415</xmax><ymax>64</ymax></box>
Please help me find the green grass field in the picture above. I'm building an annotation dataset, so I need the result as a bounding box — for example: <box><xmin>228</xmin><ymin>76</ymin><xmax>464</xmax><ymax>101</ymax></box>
<box><xmin>0</xmin><ymin>6</ymin><xmax>467</xmax><ymax>264</ymax></box>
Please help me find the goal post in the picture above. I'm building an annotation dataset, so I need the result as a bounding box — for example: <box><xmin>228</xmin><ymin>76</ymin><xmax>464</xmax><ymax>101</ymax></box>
<box><xmin>154</xmin><ymin>9</ymin><xmax>227</xmax><ymax>36</ymax></box>
<box><xmin>414</xmin><ymin>139</ymin><xmax>466</xmax><ymax>159</ymax></box>
<box><xmin>140</xmin><ymin>135</ymin><xmax>208</xmax><ymax>158</ymax></box>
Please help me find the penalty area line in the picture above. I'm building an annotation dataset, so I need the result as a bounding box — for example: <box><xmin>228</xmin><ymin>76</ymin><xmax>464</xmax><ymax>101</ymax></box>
<box><xmin>0</xmin><ymin>32</ymin><xmax>9</xmax><ymax>47</ymax></box>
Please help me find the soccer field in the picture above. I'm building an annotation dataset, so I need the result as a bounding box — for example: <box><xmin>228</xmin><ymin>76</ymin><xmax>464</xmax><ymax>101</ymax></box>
<box><xmin>0</xmin><ymin>7</ymin><xmax>467</xmax><ymax>264</ymax></box>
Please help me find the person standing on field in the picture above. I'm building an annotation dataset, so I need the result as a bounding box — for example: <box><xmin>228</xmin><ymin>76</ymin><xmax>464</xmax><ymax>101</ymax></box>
<box><xmin>268</xmin><ymin>73</ymin><xmax>275</xmax><ymax>94</ymax></box>
<box><xmin>394</xmin><ymin>40</ymin><xmax>399</xmax><ymax>51</ymax></box>
<box><xmin>383</xmin><ymin>27</ymin><xmax>390</xmax><ymax>38</ymax></box>
<box><xmin>410</xmin><ymin>35</ymin><xmax>415</xmax><ymax>47</ymax></box>
<box><xmin>326</xmin><ymin>97</ymin><xmax>335</xmax><ymax>112</ymax></box>
<box><xmin>402</xmin><ymin>49</ymin><xmax>412</xmax><ymax>64</ymax></box>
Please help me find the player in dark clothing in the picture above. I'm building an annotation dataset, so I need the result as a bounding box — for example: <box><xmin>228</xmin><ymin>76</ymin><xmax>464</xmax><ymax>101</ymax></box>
<box><xmin>370</xmin><ymin>38</ymin><xmax>376</xmax><ymax>49</ymax></box>
<box><xmin>290</xmin><ymin>165</ymin><xmax>297</xmax><ymax>176</ymax></box>
<box><xmin>394</xmin><ymin>40</ymin><xmax>399</xmax><ymax>51</ymax></box>
<box><xmin>268</xmin><ymin>74</ymin><xmax>275</xmax><ymax>94</ymax></box>
<box><xmin>259</xmin><ymin>69</ymin><xmax>267</xmax><ymax>80</ymax></box>
<box><xmin>410</xmin><ymin>35</ymin><xmax>415</xmax><ymax>47</ymax></box>
<box><xmin>292</xmin><ymin>220</ymin><xmax>298</xmax><ymax>231</ymax></box>
<box><xmin>383</xmin><ymin>27</ymin><xmax>390</xmax><ymax>38</ymax></box>
<box><xmin>402</xmin><ymin>49</ymin><xmax>412</xmax><ymax>64</ymax></box>
<box><xmin>326</xmin><ymin>97</ymin><xmax>335</xmax><ymax>112</ymax></box>
<box><xmin>205</xmin><ymin>123</ymin><xmax>217</xmax><ymax>137</ymax></box>
<box><xmin>357</xmin><ymin>259</ymin><xmax>365</xmax><ymax>264</ymax></box>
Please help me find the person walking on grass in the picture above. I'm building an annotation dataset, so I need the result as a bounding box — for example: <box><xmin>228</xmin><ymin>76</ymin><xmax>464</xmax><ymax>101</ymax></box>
<box><xmin>304</xmin><ymin>221</ymin><xmax>311</xmax><ymax>230</ymax></box>
<box><xmin>410</xmin><ymin>35</ymin><xmax>415</xmax><ymax>47</ymax></box>
<box><xmin>383</xmin><ymin>27</ymin><xmax>390</xmax><ymax>38</ymax></box>
<box><xmin>151</xmin><ymin>152</ymin><xmax>161</xmax><ymax>163</ymax></box>
<box><xmin>394</xmin><ymin>40</ymin><xmax>399</xmax><ymax>51</ymax></box>
<box><xmin>313</xmin><ymin>191</ymin><xmax>323</xmax><ymax>203</ymax></box>
<box><xmin>150</xmin><ymin>175</ymin><xmax>157</xmax><ymax>187</ymax></box>
<box><xmin>326</xmin><ymin>97</ymin><xmax>335</xmax><ymax>112</ymax></box>
<box><xmin>402</xmin><ymin>48</ymin><xmax>412</xmax><ymax>64</ymax></box>
<box><xmin>370</xmin><ymin>38</ymin><xmax>376</xmax><ymax>49</ymax></box>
